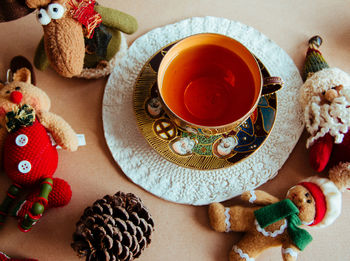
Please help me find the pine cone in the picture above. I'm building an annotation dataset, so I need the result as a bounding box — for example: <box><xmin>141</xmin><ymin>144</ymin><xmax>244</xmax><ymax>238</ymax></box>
<box><xmin>71</xmin><ymin>192</ymin><xmax>155</xmax><ymax>261</ymax></box>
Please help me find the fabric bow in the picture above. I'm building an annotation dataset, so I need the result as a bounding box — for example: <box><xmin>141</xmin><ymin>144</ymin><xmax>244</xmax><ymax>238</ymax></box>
<box><xmin>68</xmin><ymin>0</ymin><xmax>102</xmax><ymax>39</ymax></box>
<box><xmin>5</xmin><ymin>104</ymin><xmax>35</xmax><ymax>133</ymax></box>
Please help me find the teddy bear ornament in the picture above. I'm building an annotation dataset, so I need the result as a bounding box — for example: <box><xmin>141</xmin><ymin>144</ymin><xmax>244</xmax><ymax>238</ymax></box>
<box><xmin>300</xmin><ymin>35</ymin><xmax>350</xmax><ymax>179</ymax></box>
<box><xmin>208</xmin><ymin>170</ymin><xmax>350</xmax><ymax>261</ymax></box>
<box><xmin>0</xmin><ymin>56</ymin><xmax>79</xmax><ymax>232</ymax></box>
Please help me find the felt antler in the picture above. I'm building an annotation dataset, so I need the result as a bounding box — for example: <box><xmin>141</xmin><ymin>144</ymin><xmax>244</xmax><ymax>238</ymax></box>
<box><xmin>25</xmin><ymin>0</ymin><xmax>51</xmax><ymax>9</ymax></box>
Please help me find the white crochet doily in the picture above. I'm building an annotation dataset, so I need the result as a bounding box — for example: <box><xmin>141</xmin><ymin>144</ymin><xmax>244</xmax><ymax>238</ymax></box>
<box><xmin>102</xmin><ymin>17</ymin><xmax>304</xmax><ymax>205</ymax></box>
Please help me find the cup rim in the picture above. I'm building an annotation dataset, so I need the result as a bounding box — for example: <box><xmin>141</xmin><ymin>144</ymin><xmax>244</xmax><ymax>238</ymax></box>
<box><xmin>157</xmin><ymin>33</ymin><xmax>263</xmax><ymax>130</ymax></box>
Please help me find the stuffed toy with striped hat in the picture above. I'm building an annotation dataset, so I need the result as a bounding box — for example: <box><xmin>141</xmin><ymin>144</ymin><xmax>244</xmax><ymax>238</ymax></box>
<box><xmin>208</xmin><ymin>173</ymin><xmax>347</xmax><ymax>261</ymax></box>
<box><xmin>300</xmin><ymin>36</ymin><xmax>350</xmax><ymax>186</ymax></box>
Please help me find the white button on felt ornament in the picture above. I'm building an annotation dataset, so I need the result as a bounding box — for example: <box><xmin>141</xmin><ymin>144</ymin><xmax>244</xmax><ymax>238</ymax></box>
<box><xmin>15</xmin><ymin>134</ymin><xmax>29</xmax><ymax>147</ymax></box>
<box><xmin>18</xmin><ymin>160</ymin><xmax>31</xmax><ymax>174</ymax></box>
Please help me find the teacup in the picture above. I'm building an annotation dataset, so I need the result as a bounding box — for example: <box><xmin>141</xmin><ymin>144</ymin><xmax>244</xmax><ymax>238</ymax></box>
<box><xmin>157</xmin><ymin>33</ymin><xmax>283</xmax><ymax>135</ymax></box>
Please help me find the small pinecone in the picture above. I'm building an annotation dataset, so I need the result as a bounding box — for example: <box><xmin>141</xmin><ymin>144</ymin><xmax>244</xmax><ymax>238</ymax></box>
<box><xmin>71</xmin><ymin>192</ymin><xmax>155</xmax><ymax>261</ymax></box>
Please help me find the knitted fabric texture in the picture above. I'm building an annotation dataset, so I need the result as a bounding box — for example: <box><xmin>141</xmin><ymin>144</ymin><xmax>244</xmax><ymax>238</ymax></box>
<box><xmin>15</xmin><ymin>178</ymin><xmax>72</xmax><ymax>221</ymax></box>
<box><xmin>26</xmin><ymin>178</ymin><xmax>72</xmax><ymax>208</ymax></box>
<box><xmin>302</xmin><ymin>49</ymin><xmax>329</xmax><ymax>81</ymax></box>
<box><xmin>43</xmin><ymin>17</ymin><xmax>85</xmax><ymax>78</ymax></box>
<box><xmin>299</xmin><ymin>68</ymin><xmax>350</xmax><ymax>147</ymax></box>
<box><xmin>299</xmin><ymin>68</ymin><xmax>350</xmax><ymax>109</ymax></box>
<box><xmin>3</xmin><ymin>120</ymin><xmax>58</xmax><ymax>186</ymax></box>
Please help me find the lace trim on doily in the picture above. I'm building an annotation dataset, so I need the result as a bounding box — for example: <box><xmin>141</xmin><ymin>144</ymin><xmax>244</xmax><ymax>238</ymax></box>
<box><xmin>102</xmin><ymin>16</ymin><xmax>304</xmax><ymax>205</ymax></box>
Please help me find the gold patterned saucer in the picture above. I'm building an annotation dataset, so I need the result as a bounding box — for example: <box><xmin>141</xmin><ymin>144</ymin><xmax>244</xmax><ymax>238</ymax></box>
<box><xmin>133</xmin><ymin>42</ymin><xmax>277</xmax><ymax>170</ymax></box>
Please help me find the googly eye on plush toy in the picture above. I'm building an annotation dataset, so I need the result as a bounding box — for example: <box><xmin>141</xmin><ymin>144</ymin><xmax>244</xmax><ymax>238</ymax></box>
<box><xmin>0</xmin><ymin>0</ymin><xmax>138</xmax><ymax>79</ymax></box>
<box><xmin>37</xmin><ymin>9</ymin><xmax>51</xmax><ymax>25</ymax></box>
<box><xmin>47</xmin><ymin>3</ymin><xmax>65</xmax><ymax>19</ymax></box>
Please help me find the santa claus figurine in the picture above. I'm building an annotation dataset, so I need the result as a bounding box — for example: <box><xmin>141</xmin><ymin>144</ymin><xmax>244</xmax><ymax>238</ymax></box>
<box><xmin>300</xmin><ymin>36</ymin><xmax>350</xmax><ymax>185</ymax></box>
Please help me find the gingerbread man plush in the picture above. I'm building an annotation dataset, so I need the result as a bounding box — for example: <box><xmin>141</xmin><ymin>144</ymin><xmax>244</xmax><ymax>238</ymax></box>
<box><xmin>299</xmin><ymin>36</ymin><xmax>350</xmax><ymax>179</ymax></box>
<box><xmin>0</xmin><ymin>56</ymin><xmax>78</xmax><ymax>232</ymax></box>
<box><xmin>208</xmin><ymin>172</ymin><xmax>350</xmax><ymax>261</ymax></box>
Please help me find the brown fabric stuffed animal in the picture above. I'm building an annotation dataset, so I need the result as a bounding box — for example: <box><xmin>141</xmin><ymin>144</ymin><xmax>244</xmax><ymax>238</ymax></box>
<box><xmin>29</xmin><ymin>0</ymin><xmax>138</xmax><ymax>78</ymax></box>
<box><xmin>208</xmin><ymin>174</ymin><xmax>349</xmax><ymax>261</ymax></box>
<box><xmin>28</xmin><ymin>0</ymin><xmax>86</xmax><ymax>77</ymax></box>
<box><xmin>0</xmin><ymin>0</ymin><xmax>138</xmax><ymax>79</ymax></box>
<box><xmin>0</xmin><ymin>56</ymin><xmax>78</xmax><ymax>232</ymax></box>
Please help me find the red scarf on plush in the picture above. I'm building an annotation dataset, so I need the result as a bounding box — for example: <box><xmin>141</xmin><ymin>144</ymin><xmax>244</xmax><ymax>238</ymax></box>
<box><xmin>68</xmin><ymin>0</ymin><xmax>102</xmax><ymax>39</ymax></box>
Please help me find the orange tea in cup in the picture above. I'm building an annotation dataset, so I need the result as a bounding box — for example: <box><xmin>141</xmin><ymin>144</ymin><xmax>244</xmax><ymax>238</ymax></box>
<box><xmin>158</xmin><ymin>33</ymin><xmax>262</xmax><ymax>133</ymax></box>
<box><xmin>162</xmin><ymin>44</ymin><xmax>256</xmax><ymax>126</ymax></box>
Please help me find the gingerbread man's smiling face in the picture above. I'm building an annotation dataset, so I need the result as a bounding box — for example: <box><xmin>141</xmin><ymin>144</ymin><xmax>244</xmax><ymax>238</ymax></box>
<box><xmin>286</xmin><ymin>185</ymin><xmax>316</xmax><ymax>225</ymax></box>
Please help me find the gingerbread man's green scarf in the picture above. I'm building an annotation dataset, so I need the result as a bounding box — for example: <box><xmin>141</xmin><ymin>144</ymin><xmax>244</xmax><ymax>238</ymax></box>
<box><xmin>254</xmin><ymin>199</ymin><xmax>313</xmax><ymax>251</ymax></box>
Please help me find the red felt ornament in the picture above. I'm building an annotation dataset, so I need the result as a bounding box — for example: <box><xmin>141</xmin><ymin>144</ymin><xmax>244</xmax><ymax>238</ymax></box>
<box><xmin>68</xmin><ymin>0</ymin><xmax>102</xmax><ymax>39</ymax></box>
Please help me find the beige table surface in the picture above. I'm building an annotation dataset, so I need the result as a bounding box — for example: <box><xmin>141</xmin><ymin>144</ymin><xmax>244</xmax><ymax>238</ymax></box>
<box><xmin>1</xmin><ymin>0</ymin><xmax>350</xmax><ymax>260</ymax></box>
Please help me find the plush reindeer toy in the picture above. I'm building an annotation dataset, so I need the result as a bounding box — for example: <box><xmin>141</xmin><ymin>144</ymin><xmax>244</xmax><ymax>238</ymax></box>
<box><xmin>0</xmin><ymin>56</ymin><xmax>78</xmax><ymax>232</ymax></box>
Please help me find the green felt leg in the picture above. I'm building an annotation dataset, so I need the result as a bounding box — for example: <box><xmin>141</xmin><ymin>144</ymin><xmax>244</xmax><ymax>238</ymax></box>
<box><xmin>34</xmin><ymin>37</ymin><xmax>50</xmax><ymax>71</ymax></box>
<box><xmin>95</xmin><ymin>5</ymin><xmax>138</xmax><ymax>34</ymax></box>
<box><xmin>105</xmin><ymin>29</ymin><xmax>122</xmax><ymax>61</ymax></box>
<box><xmin>19</xmin><ymin>178</ymin><xmax>53</xmax><ymax>232</ymax></box>
<box><xmin>0</xmin><ymin>184</ymin><xmax>22</xmax><ymax>226</ymax></box>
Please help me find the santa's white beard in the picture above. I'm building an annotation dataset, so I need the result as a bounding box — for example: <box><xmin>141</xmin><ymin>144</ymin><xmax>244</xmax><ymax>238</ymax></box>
<box><xmin>305</xmin><ymin>92</ymin><xmax>350</xmax><ymax>148</ymax></box>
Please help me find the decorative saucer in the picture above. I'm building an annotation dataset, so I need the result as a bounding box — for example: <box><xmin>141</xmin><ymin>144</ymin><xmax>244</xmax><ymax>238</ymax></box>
<box><xmin>102</xmin><ymin>16</ymin><xmax>304</xmax><ymax>205</ymax></box>
<box><xmin>133</xmin><ymin>43</ymin><xmax>276</xmax><ymax>170</ymax></box>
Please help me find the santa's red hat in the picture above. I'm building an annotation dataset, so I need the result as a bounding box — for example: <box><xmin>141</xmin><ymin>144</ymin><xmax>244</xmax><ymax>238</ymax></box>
<box><xmin>299</xmin><ymin>176</ymin><xmax>341</xmax><ymax>228</ymax></box>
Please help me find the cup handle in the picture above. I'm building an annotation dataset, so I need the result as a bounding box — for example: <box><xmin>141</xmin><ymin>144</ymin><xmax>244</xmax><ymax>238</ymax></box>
<box><xmin>262</xmin><ymin>77</ymin><xmax>284</xmax><ymax>95</ymax></box>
